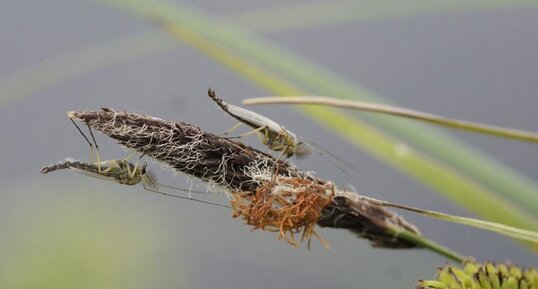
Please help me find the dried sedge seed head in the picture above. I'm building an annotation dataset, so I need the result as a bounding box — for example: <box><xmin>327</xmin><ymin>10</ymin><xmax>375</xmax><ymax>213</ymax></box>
<box><xmin>231</xmin><ymin>176</ymin><xmax>334</xmax><ymax>249</ymax></box>
<box><xmin>318</xmin><ymin>190</ymin><xmax>421</xmax><ymax>248</ymax></box>
<box><xmin>416</xmin><ymin>261</ymin><xmax>537</xmax><ymax>289</ymax></box>
<box><xmin>68</xmin><ymin>108</ymin><xmax>305</xmax><ymax>192</ymax></box>
<box><xmin>69</xmin><ymin>108</ymin><xmax>420</xmax><ymax>249</ymax></box>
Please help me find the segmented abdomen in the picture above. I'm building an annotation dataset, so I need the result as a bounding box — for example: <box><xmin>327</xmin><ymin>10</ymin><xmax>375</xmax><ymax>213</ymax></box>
<box><xmin>40</xmin><ymin>160</ymin><xmax>97</xmax><ymax>174</ymax></box>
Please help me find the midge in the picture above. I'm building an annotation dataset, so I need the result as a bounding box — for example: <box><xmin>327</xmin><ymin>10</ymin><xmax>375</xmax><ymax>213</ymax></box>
<box><xmin>40</xmin><ymin>158</ymin><xmax>229</xmax><ymax>208</ymax></box>
<box><xmin>41</xmin><ymin>158</ymin><xmax>154</xmax><ymax>188</ymax></box>
<box><xmin>207</xmin><ymin>88</ymin><xmax>310</xmax><ymax>158</ymax></box>
<box><xmin>40</xmin><ymin>118</ymin><xmax>229</xmax><ymax>208</ymax></box>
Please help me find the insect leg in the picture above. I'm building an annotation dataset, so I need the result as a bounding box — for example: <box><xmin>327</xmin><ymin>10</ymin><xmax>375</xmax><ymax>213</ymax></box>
<box><xmin>100</xmin><ymin>161</ymin><xmax>115</xmax><ymax>174</ymax></box>
<box><xmin>142</xmin><ymin>183</ymin><xmax>231</xmax><ymax>209</ymax></box>
<box><xmin>122</xmin><ymin>151</ymin><xmax>139</xmax><ymax>162</ymax></box>
<box><xmin>70</xmin><ymin>119</ymin><xmax>92</xmax><ymax>149</ymax></box>
<box><xmin>224</xmin><ymin>125</ymin><xmax>267</xmax><ymax>140</ymax></box>
<box><xmin>85</xmin><ymin>122</ymin><xmax>103</xmax><ymax>173</ymax></box>
<box><xmin>70</xmin><ymin>119</ymin><xmax>101</xmax><ymax>172</ymax></box>
<box><xmin>140</xmin><ymin>162</ymin><xmax>197</xmax><ymax>198</ymax></box>
<box><xmin>269</xmin><ymin>144</ymin><xmax>291</xmax><ymax>175</ymax></box>
<box><xmin>220</xmin><ymin>121</ymin><xmax>243</xmax><ymax>136</ymax></box>
<box><xmin>129</xmin><ymin>153</ymin><xmax>147</xmax><ymax>179</ymax></box>
<box><xmin>259</xmin><ymin>125</ymin><xmax>271</xmax><ymax>145</ymax></box>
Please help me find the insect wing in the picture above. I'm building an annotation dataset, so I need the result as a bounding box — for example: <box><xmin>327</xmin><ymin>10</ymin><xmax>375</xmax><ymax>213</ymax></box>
<box><xmin>69</xmin><ymin>167</ymin><xmax>121</xmax><ymax>184</ymax></box>
<box><xmin>227</xmin><ymin>104</ymin><xmax>282</xmax><ymax>133</ymax></box>
<box><xmin>141</xmin><ymin>170</ymin><xmax>159</xmax><ymax>190</ymax></box>
<box><xmin>293</xmin><ymin>142</ymin><xmax>312</xmax><ymax>158</ymax></box>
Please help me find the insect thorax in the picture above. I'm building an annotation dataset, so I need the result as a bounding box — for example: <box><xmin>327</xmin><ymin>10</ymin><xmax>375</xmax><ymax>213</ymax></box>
<box><xmin>105</xmin><ymin>160</ymin><xmax>142</xmax><ymax>186</ymax></box>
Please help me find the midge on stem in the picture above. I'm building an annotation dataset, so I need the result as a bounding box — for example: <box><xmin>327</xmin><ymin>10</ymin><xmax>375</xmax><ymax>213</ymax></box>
<box><xmin>41</xmin><ymin>118</ymin><xmax>229</xmax><ymax>208</ymax></box>
<box><xmin>207</xmin><ymin>88</ymin><xmax>311</xmax><ymax>158</ymax></box>
<box><xmin>42</xmin><ymin>158</ymin><xmax>152</xmax><ymax>187</ymax></box>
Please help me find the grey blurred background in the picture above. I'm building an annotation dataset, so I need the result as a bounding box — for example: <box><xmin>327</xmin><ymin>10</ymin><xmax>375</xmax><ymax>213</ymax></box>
<box><xmin>0</xmin><ymin>1</ymin><xmax>536</xmax><ymax>288</ymax></box>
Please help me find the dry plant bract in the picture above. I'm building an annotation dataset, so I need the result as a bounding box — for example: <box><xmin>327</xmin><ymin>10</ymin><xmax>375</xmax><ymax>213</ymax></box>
<box><xmin>68</xmin><ymin>108</ymin><xmax>420</xmax><ymax>249</ymax></box>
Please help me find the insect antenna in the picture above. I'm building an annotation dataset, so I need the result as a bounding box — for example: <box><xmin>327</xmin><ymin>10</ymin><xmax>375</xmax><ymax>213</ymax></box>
<box><xmin>299</xmin><ymin>138</ymin><xmax>363</xmax><ymax>187</ymax></box>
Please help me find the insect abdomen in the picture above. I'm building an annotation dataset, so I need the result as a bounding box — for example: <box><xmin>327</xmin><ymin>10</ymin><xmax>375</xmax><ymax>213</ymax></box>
<box><xmin>40</xmin><ymin>159</ymin><xmax>98</xmax><ymax>174</ymax></box>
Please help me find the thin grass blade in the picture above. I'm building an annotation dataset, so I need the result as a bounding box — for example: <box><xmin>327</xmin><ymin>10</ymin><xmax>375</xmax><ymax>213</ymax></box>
<box><xmin>243</xmin><ymin>96</ymin><xmax>538</xmax><ymax>144</ymax></box>
<box><xmin>362</xmin><ymin>196</ymin><xmax>538</xmax><ymax>244</ymax></box>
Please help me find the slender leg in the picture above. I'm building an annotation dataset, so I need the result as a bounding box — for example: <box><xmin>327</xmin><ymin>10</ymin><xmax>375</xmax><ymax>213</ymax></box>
<box><xmin>122</xmin><ymin>151</ymin><xmax>138</xmax><ymax>162</ymax></box>
<box><xmin>219</xmin><ymin>122</ymin><xmax>243</xmax><ymax>136</ymax></box>
<box><xmin>71</xmin><ymin>119</ymin><xmax>92</xmax><ymax>149</ymax></box>
<box><xmin>225</xmin><ymin>125</ymin><xmax>267</xmax><ymax>140</ymax></box>
<box><xmin>258</xmin><ymin>127</ymin><xmax>269</xmax><ymax>145</ymax></box>
<box><xmin>141</xmin><ymin>171</ymin><xmax>206</xmax><ymax>195</ymax></box>
<box><xmin>71</xmin><ymin>119</ymin><xmax>100</xmax><ymax>171</ymax></box>
<box><xmin>100</xmin><ymin>161</ymin><xmax>114</xmax><ymax>174</ymax></box>
<box><xmin>142</xmin><ymin>184</ymin><xmax>230</xmax><ymax>208</ymax></box>
<box><xmin>270</xmin><ymin>145</ymin><xmax>290</xmax><ymax>174</ymax></box>
<box><xmin>126</xmin><ymin>160</ymin><xmax>133</xmax><ymax>178</ymax></box>
<box><xmin>112</xmin><ymin>150</ymin><xmax>141</xmax><ymax>179</ymax></box>
<box><xmin>273</xmin><ymin>146</ymin><xmax>288</xmax><ymax>162</ymax></box>
<box><xmin>130</xmin><ymin>153</ymin><xmax>146</xmax><ymax>179</ymax></box>
<box><xmin>85</xmin><ymin>123</ymin><xmax>102</xmax><ymax>172</ymax></box>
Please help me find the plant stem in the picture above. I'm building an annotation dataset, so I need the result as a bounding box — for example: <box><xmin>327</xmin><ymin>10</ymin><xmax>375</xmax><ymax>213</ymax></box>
<box><xmin>389</xmin><ymin>228</ymin><xmax>466</xmax><ymax>263</ymax></box>
<box><xmin>243</xmin><ymin>97</ymin><xmax>538</xmax><ymax>143</ymax></box>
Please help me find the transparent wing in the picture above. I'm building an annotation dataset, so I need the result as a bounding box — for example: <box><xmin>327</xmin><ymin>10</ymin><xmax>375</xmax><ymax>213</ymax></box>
<box><xmin>70</xmin><ymin>167</ymin><xmax>119</xmax><ymax>184</ymax></box>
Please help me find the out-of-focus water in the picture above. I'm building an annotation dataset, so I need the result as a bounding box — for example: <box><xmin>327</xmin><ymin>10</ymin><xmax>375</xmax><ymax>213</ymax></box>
<box><xmin>0</xmin><ymin>1</ymin><xmax>536</xmax><ymax>289</ymax></box>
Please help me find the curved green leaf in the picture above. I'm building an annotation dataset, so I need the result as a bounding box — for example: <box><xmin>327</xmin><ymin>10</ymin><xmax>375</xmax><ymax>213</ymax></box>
<box><xmin>243</xmin><ymin>96</ymin><xmax>538</xmax><ymax>144</ymax></box>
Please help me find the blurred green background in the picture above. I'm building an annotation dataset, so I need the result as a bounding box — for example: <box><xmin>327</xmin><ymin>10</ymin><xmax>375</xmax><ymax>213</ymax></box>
<box><xmin>0</xmin><ymin>1</ymin><xmax>536</xmax><ymax>288</ymax></box>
